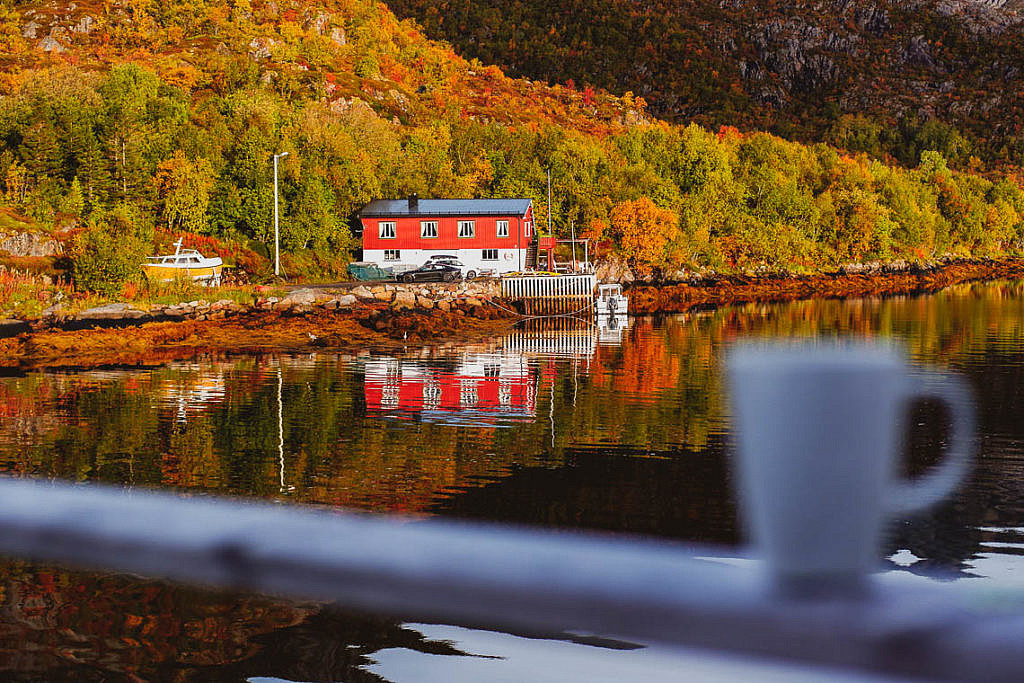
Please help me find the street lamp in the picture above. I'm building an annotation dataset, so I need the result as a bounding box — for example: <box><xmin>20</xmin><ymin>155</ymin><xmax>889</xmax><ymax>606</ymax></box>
<box><xmin>272</xmin><ymin>151</ymin><xmax>289</xmax><ymax>277</ymax></box>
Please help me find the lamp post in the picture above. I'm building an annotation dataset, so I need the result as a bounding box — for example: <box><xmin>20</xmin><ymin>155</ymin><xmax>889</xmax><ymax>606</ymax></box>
<box><xmin>272</xmin><ymin>151</ymin><xmax>289</xmax><ymax>277</ymax></box>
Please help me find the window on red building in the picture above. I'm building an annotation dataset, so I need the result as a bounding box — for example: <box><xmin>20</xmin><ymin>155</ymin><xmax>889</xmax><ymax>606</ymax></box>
<box><xmin>384</xmin><ymin>249</ymin><xmax>400</xmax><ymax>260</ymax></box>
<box><xmin>496</xmin><ymin>220</ymin><xmax>509</xmax><ymax>238</ymax></box>
<box><xmin>421</xmin><ymin>221</ymin><xmax>438</xmax><ymax>238</ymax></box>
<box><xmin>379</xmin><ymin>221</ymin><xmax>396</xmax><ymax>239</ymax></box>
<box><xmin>458</xmin><ymin>220</ymin><xmax>475</xmax><ymax>238</ymax></box>
<box><xmin>524</xmin><ymin>221</ymin><xmax>532</xmax><ymax>237</ymax></box>
<box><xmin>482</xmin><ymin>249</ymin><xmax>498</xmax><ymax>261</ymax></box>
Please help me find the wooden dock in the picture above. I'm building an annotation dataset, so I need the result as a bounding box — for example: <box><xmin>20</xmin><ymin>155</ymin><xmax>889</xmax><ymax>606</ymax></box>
<box><xmin>500</xmin><ymin>274</ymin><xmax>597</xmax><ymax>315</ymax></box>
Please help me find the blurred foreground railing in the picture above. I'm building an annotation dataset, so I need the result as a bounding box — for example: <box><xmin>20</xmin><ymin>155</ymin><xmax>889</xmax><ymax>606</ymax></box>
<box><xmin>0</xmin><ymin>477</ymin><xmax>1022</xmax><ymax>680</ymax></box>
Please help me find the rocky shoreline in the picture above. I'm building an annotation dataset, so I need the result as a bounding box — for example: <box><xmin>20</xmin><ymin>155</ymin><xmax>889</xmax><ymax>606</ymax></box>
<box><xmin>627</xmin><ymin>258</ymin><xmax>1024</xmax><ymax>314</ymax></box>
<box><xmin>0</xmin><ymin>280</ymin><xmax>513</xmax><ymax>370</ymax></box>
<box><xmin>3</xmin><ymin>258</ymin><xmax>1024</xmax><ymax>370</ymax></box>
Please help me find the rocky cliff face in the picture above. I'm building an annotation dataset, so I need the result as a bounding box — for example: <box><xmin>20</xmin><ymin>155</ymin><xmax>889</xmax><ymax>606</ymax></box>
<box><xmin>0</xmin><ymin>232</ymin><xmax>62</xmax><ymax>258</ymax></box>
<box><xmin>717</xmin><ymin>0</ymin><xmax>1024</xmax><ymax>115</ymax></box>
<box><xmin>385</xmin><ymin>0</ymin><xmax>1024</xmax><ymax>159</ymax></box>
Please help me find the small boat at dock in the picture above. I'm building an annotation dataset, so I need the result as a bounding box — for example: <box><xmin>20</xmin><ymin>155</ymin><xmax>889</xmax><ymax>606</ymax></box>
<box><xmin>142</xmin><ymin>238</ymin><xmax>223</xmax><ymax>286</ymax></box>
<box><xmin>596</xmin><ymin>283</ymin><xmax>629</xmax><ymax>316</ymax></box>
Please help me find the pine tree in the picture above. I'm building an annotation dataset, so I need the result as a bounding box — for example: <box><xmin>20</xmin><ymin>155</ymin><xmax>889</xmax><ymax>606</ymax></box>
<box><xmin>62</xmin><ymin>176</ymin><xmax>85</xmax><ymax>217</ymax></box>
<box><xmin>20</xmin><ymin>120</ymin><xmax>62</xmax><ymax>181</ymax></box>
<box><xmin>76</xmin><ymin>133</ymin><xmax>113</xmax><ymax>211</ymax></box>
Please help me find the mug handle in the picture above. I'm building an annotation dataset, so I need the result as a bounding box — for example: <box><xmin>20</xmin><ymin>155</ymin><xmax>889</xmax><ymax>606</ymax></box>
<box><xmin>886</xmin><ymin>372</ymin><xmax>975</xmax><ymax>515</ymax></box>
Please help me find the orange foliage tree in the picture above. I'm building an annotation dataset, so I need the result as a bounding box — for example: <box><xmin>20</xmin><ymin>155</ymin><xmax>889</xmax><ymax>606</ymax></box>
<box><xmin>609</xmin><ymin>197</ymin><xmax>679</xmax><ymax>276</ymax></box>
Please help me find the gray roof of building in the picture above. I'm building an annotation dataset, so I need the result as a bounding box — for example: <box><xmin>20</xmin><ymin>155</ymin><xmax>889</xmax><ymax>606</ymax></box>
<box><xmin>359</xmin><ymin>198</ymin><xmax>533</xmax><ymax>218</ymax></box>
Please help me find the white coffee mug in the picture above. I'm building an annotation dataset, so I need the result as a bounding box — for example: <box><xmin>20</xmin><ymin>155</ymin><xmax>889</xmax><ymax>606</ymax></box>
<box><xmin>727</xmin><ymin>341</ymin><xmax>974</xmax><ymax>596</ymax></box>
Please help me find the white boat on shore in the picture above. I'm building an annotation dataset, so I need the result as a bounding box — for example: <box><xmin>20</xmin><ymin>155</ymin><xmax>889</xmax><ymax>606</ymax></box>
<box><xmin>142</xmin><ymin>238</ymin><xmax>223</xmax><ymax>286</ymax></box>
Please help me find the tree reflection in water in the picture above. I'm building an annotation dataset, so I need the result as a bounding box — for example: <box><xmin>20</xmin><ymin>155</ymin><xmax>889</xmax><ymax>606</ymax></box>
<box><xmin>0</xmin><ymin>562</ymin><xmax>489</xmax><ymax>682</ymax></box>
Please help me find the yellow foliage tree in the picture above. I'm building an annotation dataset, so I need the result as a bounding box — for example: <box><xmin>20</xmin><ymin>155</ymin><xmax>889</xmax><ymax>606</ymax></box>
<box><xmin>154</xmin><ymin>151</ymin><xmax>215</xmax><ymax>234</ymax></box>
<box><xmin>609</xmin><ymin>197</ymin><xmax>679</xmax><ymax>276</ymax></box>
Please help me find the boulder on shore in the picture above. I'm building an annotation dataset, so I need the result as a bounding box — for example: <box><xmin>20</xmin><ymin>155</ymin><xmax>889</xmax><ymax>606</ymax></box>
<box><xmin>392</xmin><ymin>291</ymin><xmax>416</xmax><ymax>309</ymax></box>
<box><xmin>76</xmin><ymin>303</ymin><xmax>146</xmax><ymax>320</ymax></box>
<box><xmin>351</xmin><ymin>286</ymin><xmax>374</xmax><ymax>299</ymax></box>
<box><xmin>281</xmin><ymin>288</ymin><xmax>318</xmax><ymax>306</ymax></box>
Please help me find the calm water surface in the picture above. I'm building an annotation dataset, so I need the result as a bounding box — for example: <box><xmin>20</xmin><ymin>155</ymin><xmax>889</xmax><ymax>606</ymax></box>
<box><xmin>3</xmin><ymin>280</ymin><xmax>1024</xmax><ymax>679</ymax></box>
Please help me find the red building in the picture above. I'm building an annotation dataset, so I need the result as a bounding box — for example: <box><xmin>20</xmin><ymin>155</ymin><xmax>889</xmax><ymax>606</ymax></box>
<box><xmin>359</xmin><ymin>196</ymin><xmax>555</xmax><ymax>274</ymax></box>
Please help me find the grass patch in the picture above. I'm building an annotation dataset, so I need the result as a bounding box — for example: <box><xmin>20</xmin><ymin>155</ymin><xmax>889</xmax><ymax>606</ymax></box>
<box><xmin>0</xmin><ymin>207</ymin><xmax>39</xmax><ymax>235</ymax></box>
<box><xmin>0</xmin><ymin>269</ymin><xmax>77</xmax><ymax>318</ymax></box>
<box><xmin>134</xmin><ymin>279</ymin><xmax>286</xmax><ymax>308</ymax></box>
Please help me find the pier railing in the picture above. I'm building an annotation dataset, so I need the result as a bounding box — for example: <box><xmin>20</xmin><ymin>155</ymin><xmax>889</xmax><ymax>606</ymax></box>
<box><xmin>501</xmin><ymin>274</ymin><xmax>596</xmax><ymax>315</ymax></box>
<box><xmin>1</xmin><ymin>476</ymin><xmax>1024</xmax><ymax>680</ymax></box>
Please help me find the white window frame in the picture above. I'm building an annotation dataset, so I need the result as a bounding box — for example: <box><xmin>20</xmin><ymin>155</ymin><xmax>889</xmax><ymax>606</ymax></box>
<box><xmin>458</xmin><ymin>220</ymin><xmax>475</xmax><ymax>238</ymax></box>
<box><xmin>496</xmin><ymin>220</ymin><xmax>509</xmax><ymax>238</ymax></box>
<box><xmin>524</xmin><ymin>221</ymin><xmax>532</xmax><ymax>237</ymax></box>
<box><xmin>482</xmin><ymin>249</ymin><xmax>498</xmax><ymax>261</ymax></box>
<box><xmin>383</xmin><ymin>249</ymin><xmax>400</xmax><ymax>261</ymax></box>
<box><xmin>379</xmin><ymin>221</ymin><xmax>396</xmax><ymax>239</ymax></box>
<box><xmin>420</xmin><ymin>221</ymin><xmax>438</xmax><ymax>238</ymax></box>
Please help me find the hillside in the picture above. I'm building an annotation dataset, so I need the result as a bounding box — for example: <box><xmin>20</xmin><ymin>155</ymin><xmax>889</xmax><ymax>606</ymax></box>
<box><xmin>384</xmin><ymin>0</ymin><xmax>1024</xmax><ymax>167</ymax></box>
<box><xmin>1</xmin><ymin>0</ymin><xmax>1024</xmax><ymax>307</ymax></box>
<box><xmin>0</xmin><ymin>0</ymin><xmax>641</xmax><ymax>133</ymax></box>
<box><xmin>0</xmin><ymin>0</ymin><xmax>644</xmax><ymax>286</ymax></box>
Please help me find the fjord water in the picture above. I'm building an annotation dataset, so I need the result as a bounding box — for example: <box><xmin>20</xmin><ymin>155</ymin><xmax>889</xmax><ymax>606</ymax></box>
<box><xmin>3</xmin><ymin>279</ymin><xmax>1024</xmax><ymax>679</ymax></box>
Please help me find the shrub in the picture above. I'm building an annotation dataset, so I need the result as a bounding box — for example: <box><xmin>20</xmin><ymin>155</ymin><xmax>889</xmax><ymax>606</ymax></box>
<box><xmin>69</xmin><ymin>226</ymin><xmax>147</xmax><ymax>297</ymax></box>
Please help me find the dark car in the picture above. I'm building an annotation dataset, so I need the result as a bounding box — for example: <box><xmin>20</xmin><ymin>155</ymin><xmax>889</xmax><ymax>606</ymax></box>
<box><xmin>396</xmin><ymin>263</ymin><xmax>462</xmax><ymax>283</ymax></box>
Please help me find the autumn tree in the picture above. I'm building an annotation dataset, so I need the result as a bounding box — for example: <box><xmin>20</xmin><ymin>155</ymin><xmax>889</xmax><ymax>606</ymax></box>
<box><xmin>62</xmin><ymin>177</ymin><xmax>85</xmax><ymax>217</ymax></box>
<box><xmin>609</xmin><ymin>196</ymin><xmax>679</xmax><ymax>276</ymax></box>
<box><xmin>154</xmin><ymin>151</ymin><xmax>216</xmax><ymax>234</ymax></box>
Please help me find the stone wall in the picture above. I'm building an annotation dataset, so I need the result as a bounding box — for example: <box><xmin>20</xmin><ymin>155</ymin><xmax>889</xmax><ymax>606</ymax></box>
<box><xmin>345</xmin><ymin>280</ymin><xmax>501</xmax><ymax>310</ymax></box>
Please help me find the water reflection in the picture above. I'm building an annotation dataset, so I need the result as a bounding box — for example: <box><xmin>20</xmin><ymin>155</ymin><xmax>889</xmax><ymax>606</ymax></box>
<box><xmin>364</xmin><ymin>352</ymin><xmax>536</xmax><ymax>427</ymax></box>
<box><xmin>0</xmin><ymin>561</ymin><xmax>488</xmax><ymax>682</ymax></box>
<box><xmin>4</xmin><ymin>280</ymin><xmax>1024</xmax><ymax>676</ymax></box>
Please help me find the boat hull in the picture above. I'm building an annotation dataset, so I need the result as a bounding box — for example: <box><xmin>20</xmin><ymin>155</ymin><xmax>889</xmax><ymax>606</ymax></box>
<box><xmin>142</xmin><ymin>264</ymin><xmax>222</xmax><ymax>285</ymax></box>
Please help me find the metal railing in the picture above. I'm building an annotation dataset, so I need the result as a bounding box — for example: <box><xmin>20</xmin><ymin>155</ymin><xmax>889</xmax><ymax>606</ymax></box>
<box><xmin>0</xmin><ymin>476</ymin><xmax>1023</xmax><ymax>680</ymax></box>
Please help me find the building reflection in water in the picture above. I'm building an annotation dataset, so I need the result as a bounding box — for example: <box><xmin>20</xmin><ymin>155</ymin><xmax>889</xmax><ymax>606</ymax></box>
<box><xmin>364</xmin><ymin>353</ymin><xmax>537</xmax><ymax>427</ymax></box>
<box><xmin>363</xmin><ymin>318</ymin><xmax>627</xmax><ymax>428</ymax></box>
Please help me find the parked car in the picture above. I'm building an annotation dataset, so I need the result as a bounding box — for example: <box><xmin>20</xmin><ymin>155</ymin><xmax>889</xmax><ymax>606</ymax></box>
<box><xmin>423</xmin><ymin>255</ymin><xmax>479</xmax><ymax>280</ymax></box>
<box><xmin>397</xmin><ymin>263</ymin><xmax>463</xmax><ymax>282</ymax></box>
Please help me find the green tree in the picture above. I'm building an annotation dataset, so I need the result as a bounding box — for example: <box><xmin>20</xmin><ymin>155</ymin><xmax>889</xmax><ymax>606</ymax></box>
<box><xmin>98</xmin><ymin>64</ymin><xmax>187</xmax><ymax>202</ymax></box>
<box><xmin>287</xmin><ymin>174</ymin><xmax>353</xmax><ymax>251</ymax></box>
<box><xmin>70</xmin><ymin>210</ymin><xmax>149</xmax><ymax>296</ymax></box>
<box><xmin>154</xmin><ymin>150</ymin><xmax>216</xmax><ymax>233</ymax></box>
<box><xmin>61</xmin><ymin>176</ymin><xmax>85</xmax><ymax>217</ymax></box>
